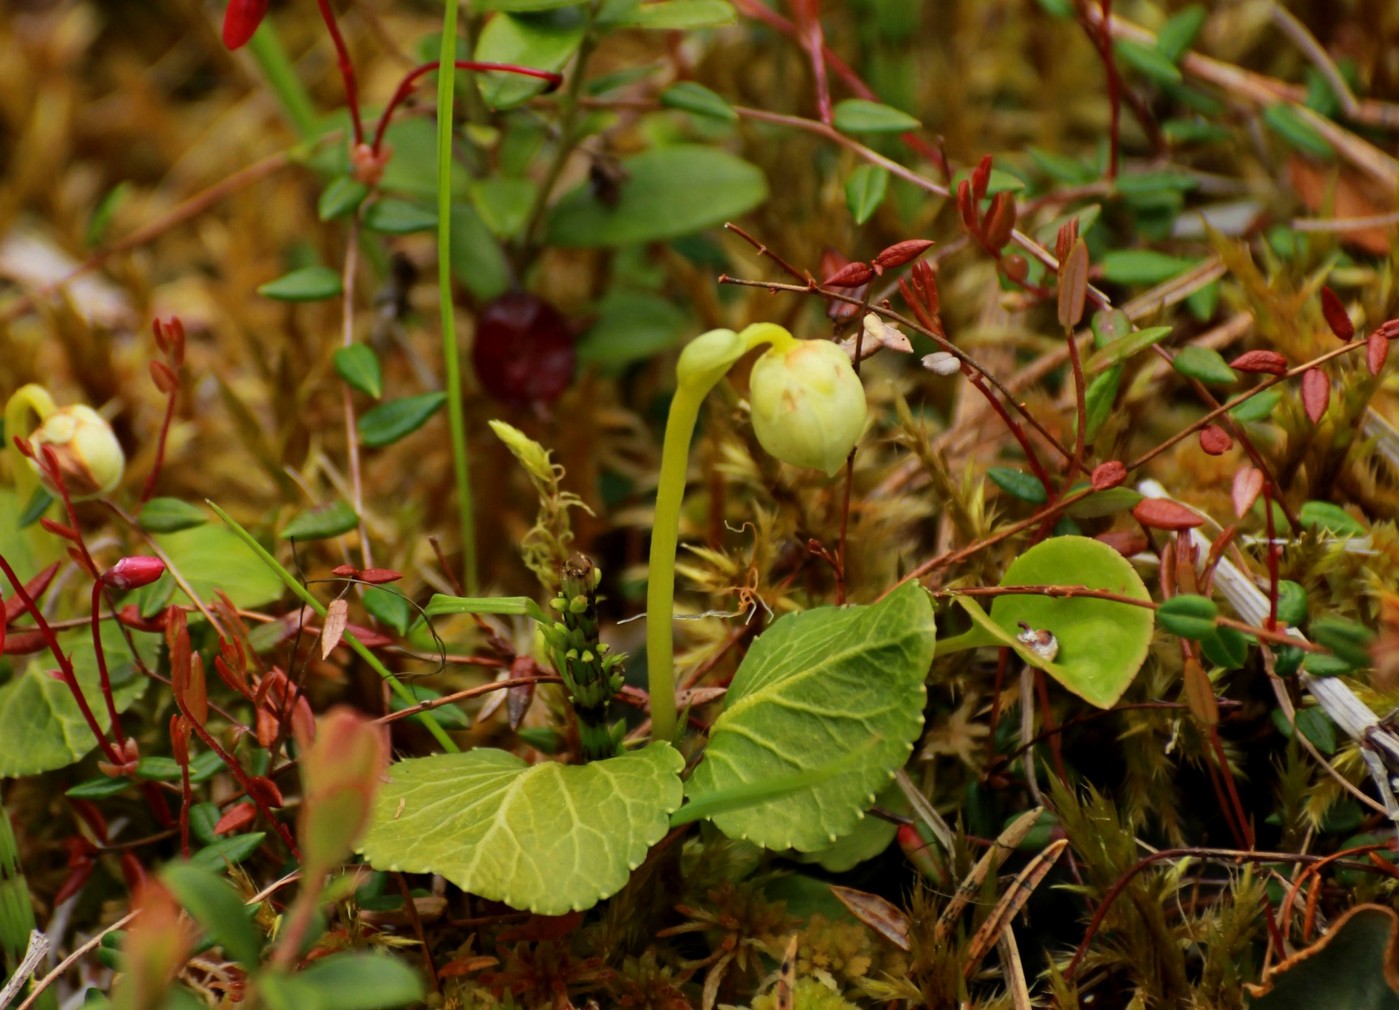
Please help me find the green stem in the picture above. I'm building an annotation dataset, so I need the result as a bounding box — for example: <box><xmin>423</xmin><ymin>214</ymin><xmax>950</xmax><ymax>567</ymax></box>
<box><xmin>645</xmin><ymin>324</ymin><xmax>790</xmax><ymax>742</ymax></box>
<box><xmin>436</xmin><ymin>0</ymin><xmax>477</xmax><ymax>595</ymax></box>
<box><xmin>246</xmin><ymin>25</ymin><xmax>320</xmax><ymax>141</ymax></box>
<box><xmin>207</xmin><ymin>501</ymin><xmax>459</xmax><ymax>753</ymax></box>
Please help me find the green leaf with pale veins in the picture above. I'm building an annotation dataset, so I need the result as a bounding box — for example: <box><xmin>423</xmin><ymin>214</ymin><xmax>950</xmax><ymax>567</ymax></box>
<box><xmin>684</xmin><ymin>580</ymin><xmax>935</xmax><ymax>853</ymax></box>
<box><xmin>359</xmin><ymin>743</ymin><xmax>684</xmax><ymax>915</ymax></box>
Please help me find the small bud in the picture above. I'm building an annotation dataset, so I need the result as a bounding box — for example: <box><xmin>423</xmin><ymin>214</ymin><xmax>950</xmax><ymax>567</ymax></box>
<box><xmin>1091</xmin><ymin>460</ymin><xmax>1127</xmax><ymax>490</ymax></box>
<box><xmin>28</xmin><ymin>405</ymin><xmax>126</xmax><ymax>499</ymax></box>
<box><xmin>983</xmin><ymin>193</ymin><xmax>1016</xmax><ymax>250</ymax></box>
<box><xmin>101</xmin><ymin>556</ymin><xmax>166</xmax><ymax>590</ymax></box>
<box><xmin>1320</xmin><ymin>286</ymin><xmax>1354</xmax><ymax>341</ymax></box>
<box><xmin>872</xmin><ymin>239</ymin><xmax>935</xmax><ymax>272</ymax></box>
<box><xmin>1229</xmin><ymin>349</ymin><xmax>1288</xmax><ymax>375</ymax></box>
<box><xmin>822</xmin><ymin>261</ymin><xmax>875</xmax><ymax>288</ymax></box>
<box><xmin>750</xmin><ymin>338</ymin><xmax>867</xmax><ymax>477</ymax></box>
<box><xmin>1198</xmin><ymin>425</ymin><xmax>1232</xmax><ymax>455</ymax></box>
<box><xmin>921</xmin><ymin>351</ymin><xmax>961</xmax><ymax>376</ymax></box>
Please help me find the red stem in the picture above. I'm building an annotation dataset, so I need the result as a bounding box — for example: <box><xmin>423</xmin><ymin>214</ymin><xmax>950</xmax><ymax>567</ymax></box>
<box><xmin>314</xmin><ymin>0</ymin><xmax>364</xmax><ymax>145</ymax></box>
<box><xmin>371</xmin><ymin>61</ymin><xmax>566</xmax><ymax>154</ymax></box>
<box><xmin>89</xmin><ymin>581</ymin><xmax>128</xmax><ymax>749</ymax></box>
<box><xmin>141</xmin><ymin>380</ymin><xmax>178</xmax><ymax>504</ymax></box>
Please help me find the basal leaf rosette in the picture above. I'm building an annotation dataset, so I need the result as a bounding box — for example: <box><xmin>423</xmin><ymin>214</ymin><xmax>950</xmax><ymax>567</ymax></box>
<box><xmin>359</xmin><ymin>742</ymin><xmax>683</xmax><ymax>915</ymax></box>
<box><xmin>685</xmin><ymin>581</ymin><xmax>935</xmax><ymax>852</ymax></box>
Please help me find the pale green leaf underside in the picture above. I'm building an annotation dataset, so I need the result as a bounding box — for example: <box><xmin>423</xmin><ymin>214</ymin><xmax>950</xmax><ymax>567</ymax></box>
<box><xmin>685</xmin><ymin>581</ymin><xmax>935</xmax><ymax>853</ymax></box>
<box><xmin>0</xmin><ymin>623</ymin><xmax>156</xmax><ymax>776</ymax></box>
<box><xmin>360</xmin><ymin>743</ymin><xmax>683</xmax><ymax>915</ymax></box>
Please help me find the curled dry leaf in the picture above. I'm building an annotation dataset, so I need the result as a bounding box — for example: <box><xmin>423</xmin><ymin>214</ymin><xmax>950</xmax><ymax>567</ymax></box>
<box><xmin>322</xmin><ymin>597</ymin><xmax>349</xmax><ymax>659</ymax></box>
<box><xmin>1320</xmin><ymin>286</ymin><xmax>1355</xmax><ymax>341</ymax></box>
<box><xmin>1132</xmin><ymin>498</ymin><xmax>1205</xmax><ymax>531</ymax></box>
<box><xmin>1198</xmin><ymin>424</ymin><xmax>1232</xmax><ymax>455</ymax></box>
<box><xmin>922</xmin><ymin>351</ymin><xmax>961</xmax><ymax>376</ymax></box>
<box><xmin>1229</xmin><ymin>349</ymin><xmax>1289</xmax><ymax>375</ymax></box>
<box><xmin>1091</xmin><ymin>460</ymin><xmax>1127</xmax><ymax>490</ymax></box>
<box><xmin>830</xmin><ymin>885</ymin><xmax>911</xmax><ymax>951</ymax></box>
<box><xmin>1232</xmin><ymin>466</ymin><xmax>1265</xmax><ymax>518</ymax></box>
<box><xmin>1302</xmin><ymin>367</ymin><xmax>1330</xmax><ymax>423</ymax></box>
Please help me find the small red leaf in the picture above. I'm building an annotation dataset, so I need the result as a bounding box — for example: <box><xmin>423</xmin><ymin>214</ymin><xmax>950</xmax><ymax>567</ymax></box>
<box><xmin>213</xmin><ymin>803</ymin><xmax>258</xmax><ymax>835</ymax></box>
<box><xmin>330</xmin><ymin>564</ymin><xmax>358</xmax><ymax>578</ymax></box>
<box><xmin>357</xmin><ymin>568</ymin><xmax>402</xmax><ymax>585</ymax></box>
<box><xmin>1369</xmin><ymin>329</ymin><xmax>1389</xmax><ymax>375</ymax></box>
<box><xmin>872</xmin><ymin>239</ymin><xmax>935</xmax><ymax>272</ymax></box>
<box><xmin>221</xmin><ymin>0</ymin><xmax>269</xmax><ymax>50</ymax></box>
<box><xmin>971</xmin><ymin>154</ymin><xmax>993</xmax><ymax>203</ymax></box>
<box><xmin>1302</xmin><ymin>367</ymin><xmax>1329</xmax><ymax>423</ymax></box>
<box><xmin>1054</xmin><ymin>219</ymin><xmax>1079</xmax><ymax>263</ymax></box>
<box><xmin>1096</xmin><ymin>530</ymin><xmax>1149</xmax><ymax>557</ymax></box>
<box><xmin>1198</xmin><ymin>425</ymin><xmax>1232</xmax><ymax>455</ymax></box>
<box><xmin>1231</xmin><ymin>466</ymin><xmax>1264</xmax><ymax>518</ymax></box>
<box><xmin>821</xmin><ymin>261</ymin><xmax>874</xmax><ymax>288</ymax></box>
<box><xmin>1320</xmin><ymin>286</ymin><xmax>1354</xmax><ymax>341</ymax></box>
<box><xmin>1132</xmin><ymin>498</ymin><xmax>1204</xmax><ymax>531</ymax></box>
<box><xmin>956</xmin><ymin>180</ymin><xmax>977</xmax><ymax>232</ymax></box>
<box><xmin>1057</xmin><ymin>238</ymin><xmax>1090</xmax><ymax>330</ymax></box>
<box><xmin>1229</xmin><ymin>349</ymin><xmax>1289</xmax><ymax>375</ymax></box>
<box><xmin>149</xmin><ymin>360</ymin><xmax>178</xmax><ymax>395</ymax></box>
<box><xmin>1091</xmin><ymin>460</ymin><xmax>1127</xmax><ymax>490</ymax></box>
<box><xmin>246</xmin><ymin>775</ymin><xmax>284</xmax><ymax>808</ymax></box>
<box><xmin>39</xmin><ymin>518</ymin><xmax>78</xmax><ymax>541</ymax></box>
<box><xmin>983</xmin><ymin>193</ymin><xmax>1017</xmax><ymax>250</ymax></box>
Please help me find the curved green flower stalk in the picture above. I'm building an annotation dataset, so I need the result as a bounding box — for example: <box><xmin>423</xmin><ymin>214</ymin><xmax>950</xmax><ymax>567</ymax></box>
<box><xmin>646</xmin><ymin>323</ymin><xmax>867</xmax><ymax>742</ymax></box>
<box><xmin>5</xmin><ymin>384</ymin><xmax>126</xmax><ymax>505</ymax></box>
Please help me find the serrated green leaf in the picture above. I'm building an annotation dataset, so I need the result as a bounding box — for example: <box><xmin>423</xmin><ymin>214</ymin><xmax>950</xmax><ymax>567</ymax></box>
<box><xmin>360</xmin><ymin>743</ymin><xmax>684</xmax><ymax>914</ymax></box>
<box><xmin>1263</xmin><ymin>103</ymin><xmax>1335</xmax><ymax>160</ymax></box>
<box><xmin>474</xmin><ymin>10</ymin><xmax>585</xmax><ymax>109</ymax></box>
<box><xmin>359</xmin><ymin>393</ymin><xmax>448</xmax><ymax>448</ymax></box>
<box><xmin>138</xmin><ymin>497</ymin><xmax>209</xmax><ymax>533</ymax></box>
<box><xmin>660</xmin><ymin>81</ymin><xmax>736</xmax><ymax>121</ymax></box>
<box><xmin>154</xmin><ymin>523</ymin><xmax>285</xmax><ymax>608</ymax></box>
<box><xmin>987</xmin><ymin>466</ymin><xmax>1048</xmax><ymax>504</ymax></box>
<box><xmin>546</xmin><ymin>145</ymin><xmax>767</xmax><ymax>247</ymax></box>
<box><xmin>1299</xmin><ymin>501</ymin><xmax>1366</xmax><ymax>537</ymax></box>
<box><xmin>623</xmin><ymin>0</ymin><xmax>736</xmax><ymax>29</ymax></box>
<box><xmin>161</xmin><ymin>861</ymin><xmax>262</xmax><ymax>967</ymax></box>
<box><xmin>845</xmin><ymin>164</ymin><xmax>889</xmax><ymax>225</ymax></box>
<box><xmin>0</xmin><ymin>622</ymin><xmax>155</xmax><ymax>776</ymax></box>
<box><xmin>1114</xmin><ymin>38</ymin><xmax>1182</xmax><ymax>84</ymax></box>
<box><xmin>334</xmin><ymin>344</ymin><xmax>383</xmax><ymax>399</ymax></box>
<box><xmin>685</xmin><ymin>581</ymin><xmax>935</xmax><ymax>852</ymax></box>
<box><xmin>318</xmin><ymin>177</ymin><xmax>370</xmax><ymax>221</ymax></box>
<box><xmin>1084</xmin><ymin>326</ymin><xmax>1173</xmax><ymax>373</ymax></box>
<box><xmin>1172</xmin><ymin>345</ymin><xmax>1238</xmax><ymax>385</ymax></box>
<box><xmin>257</xmin><ymin>266</ymin><xmax>342</xmax><ymax>302</ymax></box>
<box><xmin>362</xmin><ymin>198</ymin><xmax>437</xmax><ymax>234</ymax></box>
<box><xmin>1158</xmin><ymin>594</ymin><xmax>1219</xmax><ymax>639</ymax></box>
<box><xmin>281</xmin><ymin>500</ymin><xmax>359</xmax><ymax>540</ymax></box>
<box><xmin>832</xmin><ymin>99</ymin><xmax>921</xmax><ymax>134</ymax></box>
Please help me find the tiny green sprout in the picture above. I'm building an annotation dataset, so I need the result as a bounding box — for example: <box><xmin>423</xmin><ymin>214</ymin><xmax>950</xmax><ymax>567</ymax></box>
<box><xmin>646</xmin><ymin>323</ymin><xmax>869</xmax><ymax>741</ymax></box>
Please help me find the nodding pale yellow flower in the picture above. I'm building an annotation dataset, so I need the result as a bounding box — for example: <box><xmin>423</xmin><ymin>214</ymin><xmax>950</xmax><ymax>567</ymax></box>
<box><xmin>749</xmin><ymin>337</ymin><xmax>867</xmax><ymax>477</ymax></box>
<box><xmin>28</xmin><ymin>404</ymin><xmax>126</xmax><ymax>499</ymax></box>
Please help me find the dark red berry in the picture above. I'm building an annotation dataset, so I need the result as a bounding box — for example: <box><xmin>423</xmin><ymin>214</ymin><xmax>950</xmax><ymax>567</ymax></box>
<box><xmin>471</xmin><ymin>292</ymin><xmax>575</xmax><ymax>408</ymax></box>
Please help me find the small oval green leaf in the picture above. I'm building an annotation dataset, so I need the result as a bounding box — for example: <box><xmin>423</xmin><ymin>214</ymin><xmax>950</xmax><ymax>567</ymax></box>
<box><xmin>1113</xmin><ymin>38</ymin><xmax>1183</xmax><ymax>85</ymax></box>
<box><xmin>281</xmin><ymin>500</ymin><xmax>359</xmax><ymax>541</ymax></box>
<box><xmin>833</xmin><ymin>99</ymin><xmax>921</xmax><ymax>134</ymax></box>
<box><xmin>624</xmin><ymin>0</ymin><xmax>737</xmax><ymax>29</ymax></box>
<box><xmin>1299</xmin><ymin>501</ymin><xmax>1366</xmax><ymax>537</ymax></box>
<box><xmin>1263</xmin><ymin>103</ymin><xmax>1335</xmax><ymax>160</ymax></box>
<box><xmin>360</xmin><ymin>392</ymin><xmax>448</xmax><ymax>448</ymax></box>
<box><xmin>257</xmin><ymin>266</ymin><xmax>343</xmax><ymax>302</ymax></box>
<box><xmin>1158</xmin><ymin>594</ymin><xmax>1219</xmax><ymax>639</ymax></box>
<box><xmin>987</xmin><ymin>466</ymin><xmax>1048</xmax><ymax>504</ymax></box>
<box><xmin>161</xmin><ymin>861</ymin><xmax>263</xmax><ymax>967</ymax></box>
<box><xmin>845</xmin><ymin>164</ymin><xmax>889</xmax><ymax>225</ymax></box>
<box><xmin>319</xmin><ymin>177</ymin><xmax>370</xmax><ymax>220</ymax></box>
<box><xmin>138</xmin><ymin>497</ymin><xmax>209</xmax><ymax>533</ymax></box>
<box><xmin>362</xmin><ymin>198</ymin><xmax>437</xmax><ymax>234</ymax></box>
<box><xmin>1172</xmin><ymin>345</ymin><xmax>1238</xmax><ymax>386</ymax></box>
<box><xmin>660</xmin><ymin>81</ymin><xmax>737</xmax><ymax>121</ymax></box>
<box><xmin>335</xmin><ymin>343</ymin><xmax>384</xmax><ymax>399</ymax></box>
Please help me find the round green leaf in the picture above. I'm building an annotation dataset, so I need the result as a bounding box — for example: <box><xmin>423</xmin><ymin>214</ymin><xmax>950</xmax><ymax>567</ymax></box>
<box><xmin>660</xmin><ymin>82</ymin><xmax>737</xmax><ymax>122</ymax></box>
<box><xmin>0</xmin><ymin>622</ymin><xmax>156</xmax><ymax>775</ymax></box>
<box><xmin>685</xmin><ymin>581</ymin><xmax>935</xmax><ymax>853</ymax></box>
<box><xmin>360</xmin><ymin>743</ymin><xmax>684</xmax><ymax>914</ymax></box>
<box><xmin>1300</xmin><ymin>501</ymin><xmax>1366</xmax><ymax>538</ymax></box>
<box><xmin>832</xmin><ymin>99</ymin><xmax>922</xmax><ymax>134</ymax></box>
<box><xmin>154</xmin><ymin>523</ymin><xmax>286</xmax><ymax>608</ymax></box>
<box><xmin>293</xmin><ymin>952</ymin><xmax>426</xmax><ymax>1010</ymax></box>
<box><xmin>362</xmin><ymin>198</ymin><xmax>437</xmax><ymax>235</ymax></box>
<box><xmin>359</xmin><ymin>392</ymin><xmax>448</xmax><ymax>448</ymax></box>
<box><xmin>334</xmin><ymin>344</ymin><xmax>383</xmax><ymax>399</ymax></box>
<box><xmin>992</xmin><ymin>538</ymin><xmax>1152</xmax><ymax>708</ymax></box>
<box><xmin>137</xmin><ymin>497</ymin><xmax>209</xmax><ymax>533</ymax></box>
<box><xmin>546</xmin><ymin>145</ymin><xmax>768</xmax><ymax>247</ymax></box>
<box><xmin>257</xmin><ymin>266</ymin><xmax>343</xmax><ymax>302</ymax></box>
<box><xmin>474</xmin><ymin>10</ymin><xmax>585</xmax><ymax>109</ymax></box>
<box><xmin>468</xmin><ymin>177</ymin><xmax>537</xmax><ymax>239</ymax></box>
